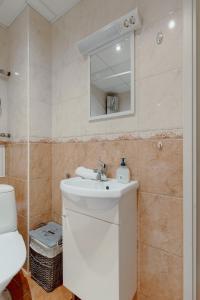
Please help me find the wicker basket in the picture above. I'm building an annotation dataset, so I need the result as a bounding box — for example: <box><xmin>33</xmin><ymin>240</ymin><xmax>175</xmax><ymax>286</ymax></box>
<box><xmin>30</xmin><ymin>247</ymin><xmax>63</xmax><ymax>292</ymax></box>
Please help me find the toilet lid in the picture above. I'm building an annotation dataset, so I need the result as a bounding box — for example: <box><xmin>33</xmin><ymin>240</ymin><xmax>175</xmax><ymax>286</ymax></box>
<box><xmin>0</xmin><ymin>231</ymin><xmax>26</xmax><ymax>285</ymax></box>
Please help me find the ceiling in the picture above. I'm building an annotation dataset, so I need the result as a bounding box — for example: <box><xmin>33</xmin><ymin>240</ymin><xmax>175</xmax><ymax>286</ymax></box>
<box><xmin>0</xmin><ymin>0</ymin><xmax>80</xmax><ymax>27</ymax></box>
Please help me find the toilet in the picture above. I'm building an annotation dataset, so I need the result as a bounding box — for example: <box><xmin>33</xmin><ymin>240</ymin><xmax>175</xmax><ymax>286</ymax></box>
<box><xmin>0</xmin><ymin>185</ymin><xmax>26</xmax><ymax>300</ymax></box>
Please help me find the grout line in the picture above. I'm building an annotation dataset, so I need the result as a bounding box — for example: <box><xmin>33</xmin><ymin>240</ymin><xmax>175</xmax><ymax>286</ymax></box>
<box><xmin>139</xmin><ymin>191</ymin><xmax>183</xmax><ymax>200</ymax></box>
<box><xmin>139</xmin><ymin>241</ymin><xmax>183</xmax><ymax>258</ymax></box>
<box><xmin>27</xmin><ymin>6</ymin><xmax>30</xmax><ymax>274</ymax></box>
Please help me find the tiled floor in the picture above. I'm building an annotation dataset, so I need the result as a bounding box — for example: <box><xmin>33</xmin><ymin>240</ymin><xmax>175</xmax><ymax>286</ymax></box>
<box><xmin>7</xmin><ymin>270</ymin><xmax>73</xmax><ymax>300</ymax></box>
<box><xmin>7</xmin><ymin>270</ymin><xmax>137</xmax><ymax>300</ymax></box>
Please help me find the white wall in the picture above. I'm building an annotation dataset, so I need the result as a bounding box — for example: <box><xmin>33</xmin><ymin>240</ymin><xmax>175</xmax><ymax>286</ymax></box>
<box><xmin>52</xmin><ymin>0</ymin><xmax>183</xmax><ymax>140</ymax></box>
<box><xmin>29</xmin><ymin>8</ymin><xmax>51</xmax><ymax>140</ymax></box>
<box><xmin>7</xmin><ymin>8</ymin><xmax>29</xmax><ymax>141</ymax></box>
<box><xmin>0</xmin><ymin>26</ymin><xmax>8</xmax><ymax>134</ymax></box>
<box><xmin>6</xmin><ymin>7</ymin><xmax>52</xmax><ymax>142</ymax></box>
<box><xmin>2</xmin><ymin>0</ymin><xmax>183</xmax><ymax>141</ymax></box>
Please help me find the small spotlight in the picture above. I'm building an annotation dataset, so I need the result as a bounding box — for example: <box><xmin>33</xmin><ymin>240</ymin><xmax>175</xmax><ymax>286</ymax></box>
<box><xmin>116</xmin><ymin>44</ymin><xmax>121</xmax><ymax>52</ymax></box>
<box><xmin>168</xmin><ymin>19</ymin><xmax>176</xmax><ymax>29</ymax></box>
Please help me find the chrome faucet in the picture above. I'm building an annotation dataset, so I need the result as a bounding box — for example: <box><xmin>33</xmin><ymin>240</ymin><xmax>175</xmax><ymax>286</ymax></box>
<box><xmin>94</xmin><ymin>160</ymin><xmax>107</xmax><ymax>181</ymax></box>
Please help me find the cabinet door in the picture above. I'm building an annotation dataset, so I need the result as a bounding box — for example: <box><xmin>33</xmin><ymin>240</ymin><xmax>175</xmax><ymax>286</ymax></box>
<box><xmin>63</xmin><ymin>210</ymin><xmax>119</xmax><ymax>300</ymax></box>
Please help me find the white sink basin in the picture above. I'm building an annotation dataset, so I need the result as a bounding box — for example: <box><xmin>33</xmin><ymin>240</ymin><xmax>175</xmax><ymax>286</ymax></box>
<box><xmin>60</xmin><ymin>177</ymin><xmax>138</xmax><ymax>198</ymax></box>
<box><xmin>60</xmin><ymin>177</ymin><xmax>139</xmax><ymax>211</ymax></box>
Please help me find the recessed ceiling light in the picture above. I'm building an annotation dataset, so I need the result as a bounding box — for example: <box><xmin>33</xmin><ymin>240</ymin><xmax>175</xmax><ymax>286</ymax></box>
<box><xmin>168</xmin><ymin>19</ymin><xmax>176</xmax><ymax>29</ymax></box>
<box><xmin>116</xmin><ymin>44</ymin><xmax>121</xmax><ymax>52</ymax></box>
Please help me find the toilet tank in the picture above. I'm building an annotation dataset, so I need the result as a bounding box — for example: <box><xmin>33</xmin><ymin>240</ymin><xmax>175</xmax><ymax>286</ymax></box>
<box><xmin>0</xmin><ymin>185</ymin><xmax>17</xmax><ymax>234</ymax></box>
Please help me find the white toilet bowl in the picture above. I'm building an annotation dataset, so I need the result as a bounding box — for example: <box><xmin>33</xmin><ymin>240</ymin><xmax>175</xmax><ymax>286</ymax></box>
<box><xmin>0</xmin><ymin>185</ymin><xmax>26</xmax><ymax>299</ymax></box>
<box><xmin>0</xmin><ymin>232</ymin><xmax>26</xmax><ymax>293</ymax></box>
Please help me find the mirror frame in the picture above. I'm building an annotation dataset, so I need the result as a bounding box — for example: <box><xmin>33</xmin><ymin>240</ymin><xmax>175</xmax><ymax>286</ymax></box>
<box><xmin>88</xmin><ymin>33</ymin><xmax>135</xmax><ymax>122</ymax></box>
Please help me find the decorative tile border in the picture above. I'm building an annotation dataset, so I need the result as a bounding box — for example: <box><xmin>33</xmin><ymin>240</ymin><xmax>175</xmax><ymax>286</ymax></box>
<box><xmin>1</xmin><ymin>128</ymin><xmax>183</xmax><ymax>144</ymax></box>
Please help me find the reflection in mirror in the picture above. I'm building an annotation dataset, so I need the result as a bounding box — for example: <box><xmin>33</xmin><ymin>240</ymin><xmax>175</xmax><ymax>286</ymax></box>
<box><xmin>90</xmin><ymin>35</ymin><xmax>132</xmax><ymax>119</ymax></box>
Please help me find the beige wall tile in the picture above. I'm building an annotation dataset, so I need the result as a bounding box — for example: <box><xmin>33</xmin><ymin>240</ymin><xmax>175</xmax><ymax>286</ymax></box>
<box><xmin>136</xmin><ymin>0</ymin><xmax>182</xmax><ymax>28</ymax></box>
<box><xmin>137</xmin><ymin>69</ymin><xmax>182</xmax><ymax>131</ymax></box>
<box><xmin>30</xmin><ymin>178</ymin><xmax>52</xmax><ymax>217</ymax></box>
<box><xmin>139</xmin><ymin>193</ymin><xmax>183</xmax><ymax>256</ymax></box>
<box><xmin>137</xmin><ymin>139</ymin><xmax>182</xmax><ymax>197</ymax></box>
<box><xmin>8</xmin><ymin>177</ymin><xmax>28</xmax><ymax>217</ymax></box>
<box><xmin>29</xmin><ymin>212</ymin><xmax>52</xmax><ymax>230</ymax></box>
<box><xmin>52</xmin><ymin>213</ymin><xmax>62</xmax><ymax>225</ymax></box>
<box><xmin>52</xmin><ymin>179</ymin><xmax>62</xmax><ymax>218</ymax></box>
<box><xmin>6</xmin><ymin>143</ymin><xmax>28</xmax><ymax>179</ymax></box>
<box><xmin>30</xmin><ymin>101</ymin><xmax>52</xmax><ymax>139</ymax></box>
<box><xmin>29</xmin><ymin>7</ymin><xmax>52</xmax><ymax>139</ymax></box>
<box><xmin>83</xmin><ymin>140</ymin><xmax>138</xmax><ymax>179</ymax></box>
<box><xmin>30</xmin><ymin>143</ymin><xmax>52</xmax><ymax>179</ymax></box>
<box><xmin>52</xmin><ymin>142</ymin><xmax>82</xmax><ymax>179</ymax></box>
<box><xmin>135</xmin><ymin>11</ymin><xmax>182</xmax><ymax>80</ymax></box>
<box><xmin>52</xmin><ymin>139</ymin><xmax>138</xmax><ymax>180</ymax></box>
<box><xmin>139</xmin><ymin>244</ymin><xmax>183</xmax><ymax>300</ymax></box>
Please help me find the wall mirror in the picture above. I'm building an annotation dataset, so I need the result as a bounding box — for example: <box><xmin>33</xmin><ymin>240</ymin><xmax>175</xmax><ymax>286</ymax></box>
<box><xmin>90</xmin><ymin>34</ymin><xmax>134</xmax><ymax>121</ymax></box>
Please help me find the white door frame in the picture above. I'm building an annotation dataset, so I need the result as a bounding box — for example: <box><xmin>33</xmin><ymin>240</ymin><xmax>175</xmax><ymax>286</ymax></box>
<box><xmin>183</xmin><ymin>0</ymin><xmax>196</xmax><ymax>299</ymax></box>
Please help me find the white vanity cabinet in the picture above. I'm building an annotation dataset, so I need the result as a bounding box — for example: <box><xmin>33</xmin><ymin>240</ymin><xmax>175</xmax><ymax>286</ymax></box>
<box><xmin>61</xmin><ymin>178</ymin><xmax>138</xmax><ymax>300</ymax></box>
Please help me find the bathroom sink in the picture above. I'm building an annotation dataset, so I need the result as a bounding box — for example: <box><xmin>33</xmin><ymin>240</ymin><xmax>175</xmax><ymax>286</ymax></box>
<box><xmin>60</xmin><ymin>177</ymin><xmax>138</xmax><ymax>198</ymax></box>
<box><xmin>60</xmin><ymin>177</ymin><xmax>139</xmax><ymax>211</ymax></box>
<box><xmin>61</xmin><ymin>176</ymin><xmax>139</xmax><ymax>300</ymax></box>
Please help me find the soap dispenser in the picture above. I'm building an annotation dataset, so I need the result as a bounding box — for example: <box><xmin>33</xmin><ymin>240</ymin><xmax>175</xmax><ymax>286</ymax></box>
<box><xmin>116</xmin><ymin>158</ymin><xmax>130</xmax><ymax>183</ymax></box>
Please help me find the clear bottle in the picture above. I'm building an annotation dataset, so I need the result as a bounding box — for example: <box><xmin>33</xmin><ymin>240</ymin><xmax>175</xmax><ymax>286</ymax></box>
<box><xmin>116</xmin><ymin>158</ymin><xmax>130</xmax><ymax>183</ymax></box>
